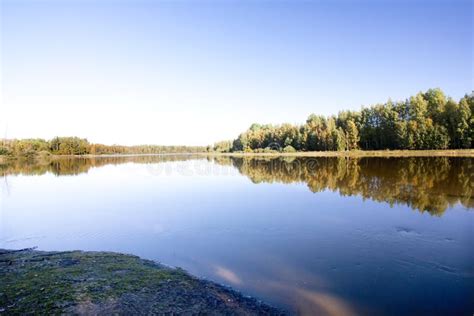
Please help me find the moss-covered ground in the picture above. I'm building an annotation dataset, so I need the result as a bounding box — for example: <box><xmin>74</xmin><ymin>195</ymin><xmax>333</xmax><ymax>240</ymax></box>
<box><xmin>0</xmin><ymin>248</ymin><xmax>285</xmax><ymax>315</ymax></box>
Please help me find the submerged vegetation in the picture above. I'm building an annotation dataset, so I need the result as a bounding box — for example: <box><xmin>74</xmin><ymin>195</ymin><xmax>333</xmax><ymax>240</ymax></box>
<box><xmin>0</xmin><ymin>248</ymin><xmax>282</xmax><ymax>315</ymax></box>
<box><xmin>214</xmin><ymin>89</ymin><xmax>474</xmax><ymax>153</ymax></box>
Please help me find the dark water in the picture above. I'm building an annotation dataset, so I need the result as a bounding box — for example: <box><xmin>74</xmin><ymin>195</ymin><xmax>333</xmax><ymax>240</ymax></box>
<box><xmin>0</xmin><ymin>156</ymin><xmax>473</xmax><ymax>315</ymax></box>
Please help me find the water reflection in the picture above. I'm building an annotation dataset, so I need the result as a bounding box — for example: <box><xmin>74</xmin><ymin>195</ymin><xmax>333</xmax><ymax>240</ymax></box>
<box><xmin>1</xmin><ymin>155</ymin><xmax>472</xmax><ymax>315</ymax></box>
<box><xmin>1</xmin><ymin>155</ymin><xmax>472</xmax><ymax>215</ymax></box>
<box><xmin>214</xmin><ymin>156</ymin><xmax>473</xmax><ymax>216</ymax></box>
<box><xmin>0</xmin><ymin>155</ymin><xmax>207</xmax><ymax>176</ymax></box>
<box><xmin>214</xmin><ymin>265</ymin><xmax>243</xmax><ymax>285</ymax></box>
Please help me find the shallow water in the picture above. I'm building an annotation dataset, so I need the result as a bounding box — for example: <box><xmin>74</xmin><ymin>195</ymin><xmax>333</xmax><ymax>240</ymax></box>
<box><xmin>0</xmin><ymin>156</ymin><xmax>473</xmax><ymax>315</ymax></box>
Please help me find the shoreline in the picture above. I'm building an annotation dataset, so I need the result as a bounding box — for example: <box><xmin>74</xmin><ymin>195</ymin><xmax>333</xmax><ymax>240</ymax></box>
<box><xmin>206</xmin><ymin>149</ymin><xmax>474</xmax><ymax>158</ymax></box>
<box><xmin>1</xmin><ymin>149</ymin><xmax>473</xmax><ymax>162</ymax></box>
<box><xmin>0</xmin><ymin>248</ymin><xmax>285</xmax><ymax>315</ymax></box>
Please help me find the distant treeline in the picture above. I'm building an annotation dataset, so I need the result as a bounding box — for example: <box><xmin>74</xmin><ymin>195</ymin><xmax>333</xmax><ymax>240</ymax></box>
<box><xmin>2</xmin><ymin>89</ymin><xmax>473</xmax><ymax>156</ymax></box>
<box><xmin>0</xmin><ymin>137</ymin><xmax>207</xmax><ymax>156</ymax></box>
<box><xmin>213</xmin><ymin>89</ymin><xmax>474</xmax><ymax>152</ymax></box>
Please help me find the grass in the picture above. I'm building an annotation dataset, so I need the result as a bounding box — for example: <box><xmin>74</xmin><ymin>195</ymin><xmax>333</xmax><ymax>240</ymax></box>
<box><xmin>206</xmin><ymin>149</ymin><xmax>474</xmax><ymax>158</ymax></box>
<box><xmin>0</xmin><ymin>249</ymin><xmax>284</xmax><ymax>315</ymax></box>
<box><xmin>1</xmin><ymin>149</ymin><xmax>473</xmax><ymax>161</ymax></box>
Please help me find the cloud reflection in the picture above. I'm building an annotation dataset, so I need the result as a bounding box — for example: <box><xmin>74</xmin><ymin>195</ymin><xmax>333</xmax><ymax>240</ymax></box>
<box><xmin>215</xmin><ymin>265</ymin><xmax>243</xmax><ymax>285</ymax></box>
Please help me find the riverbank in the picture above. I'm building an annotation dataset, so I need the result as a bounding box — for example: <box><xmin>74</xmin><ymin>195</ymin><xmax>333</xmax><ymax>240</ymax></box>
<box><xmin>1</xmin><ymin>149</ymin><xmax>473</xmax><ymax>163</ymax></box>
<box><xmin>0</xmin><ymin>248</ymin><xmax>284</xmax><ymax>315</ymax></box>
<box><xmin>208</xmin><ymin>149</ymin><xmax>474</xmax><ymax>157</ymax></box>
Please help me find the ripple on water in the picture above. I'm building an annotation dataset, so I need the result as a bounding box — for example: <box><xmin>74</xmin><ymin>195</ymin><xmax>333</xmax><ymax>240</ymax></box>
<box><xmin>395</xmin><ymin>227</ymin><xmax>420</xmax><ymax>236</ymax></box>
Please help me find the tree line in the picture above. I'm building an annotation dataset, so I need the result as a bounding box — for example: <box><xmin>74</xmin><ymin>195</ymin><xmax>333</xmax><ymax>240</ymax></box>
<box><xmin>213</xmin><ymin>88</ymin><xmax>474</xmax><ymax>152</ymax></box>
<box><xmin>1</xmin><ymin>88</ymin><xmax>472</xmax><ymax>156</ymax></box>
<box><xmin>0</xmin><ymin>137</ymin><xmax>207</xmax><ymax>157</ymax></box>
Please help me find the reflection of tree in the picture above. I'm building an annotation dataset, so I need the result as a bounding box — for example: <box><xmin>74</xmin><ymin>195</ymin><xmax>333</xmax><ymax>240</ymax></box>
<box><xmin>214</xmin><ymin>156</ymin><xmax>473</xmax><ymax>216</ymax></box>
<box><xmin>0</xmin><ymin>155</ymin><xmax>206</xmax><ymax>177</ymax></box>
<box><xmin>1</xmin><ymin>155</ymin><xmax>472</xmax><ymax>216</ymax></box>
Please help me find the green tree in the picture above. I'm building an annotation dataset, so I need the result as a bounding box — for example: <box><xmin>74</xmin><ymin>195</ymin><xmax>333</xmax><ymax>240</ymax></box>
<box><xmin>345</xmin><ymin>120</ymin><xmax>359</xmax><ymax>150</ymax></box>
<box><xmin>424</xmin><ymin>88</ymin><xmax>446</xmax><ymax>124</ymax></box>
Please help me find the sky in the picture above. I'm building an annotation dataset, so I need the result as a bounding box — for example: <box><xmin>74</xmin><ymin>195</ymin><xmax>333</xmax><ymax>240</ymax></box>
<box><xmin>0</xmin><ymin>0</ymin><xmax>472</xmax><ymax>146</ymax></box>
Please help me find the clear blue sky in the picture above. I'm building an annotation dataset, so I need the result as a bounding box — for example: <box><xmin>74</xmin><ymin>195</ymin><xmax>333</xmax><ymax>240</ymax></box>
<box><xmin>1</xmin><ymin>0</ymin><xmax>472</xmax><ymax>145</ymax></box>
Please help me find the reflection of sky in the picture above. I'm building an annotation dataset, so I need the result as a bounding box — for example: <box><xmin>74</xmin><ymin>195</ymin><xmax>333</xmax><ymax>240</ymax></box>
<box><xmin>0</xmin><ymin>160</ymin><xmax>473</xmax><ymax>315</ymax></box>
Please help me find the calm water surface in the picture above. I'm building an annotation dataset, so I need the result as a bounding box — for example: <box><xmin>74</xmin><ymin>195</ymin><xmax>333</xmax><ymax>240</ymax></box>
<box><xmin>0</xmin><ymin>156</ymin><xmax>473</xmax><ymax>315</ymax></box>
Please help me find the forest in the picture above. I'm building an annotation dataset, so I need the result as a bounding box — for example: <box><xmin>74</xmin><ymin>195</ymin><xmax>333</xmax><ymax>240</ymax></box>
<box><xmin>214</xmin><ymin>88</ymin><xmax>474</xmax><ymax>152</ymax></box>
<box><xmin>1</xmin><ymin>89</ymin><xmax>472</xmax><ymax>157</ymax></box>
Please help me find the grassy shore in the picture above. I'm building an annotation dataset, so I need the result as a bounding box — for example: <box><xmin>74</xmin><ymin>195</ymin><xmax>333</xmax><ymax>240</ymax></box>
<box><xmin>207</xmin><ymin>149</ymin><xmax>474</xmax><ymax>158</ymax></box>
<box><xmin>1</xmin><ymin>149</ymin><xmax>473</xmax><ymax>162</ymax></box>
<box><xmin>0</xmin><ymin>248</ymin><xmax>284</xmax><ymax>315</ymax></box>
